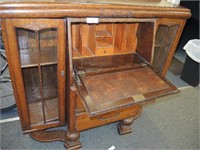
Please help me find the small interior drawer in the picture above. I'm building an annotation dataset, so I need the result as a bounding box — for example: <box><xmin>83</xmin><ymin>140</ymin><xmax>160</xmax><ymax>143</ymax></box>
<box><xmin>95</xmin><ymin>46</ymin><xmax>114</xmax><ymax>55</ymax></box>
<box><xmin>73</xmin><ymin>53</ymin><xmax>178</xmax><ymax>117</ymax></box>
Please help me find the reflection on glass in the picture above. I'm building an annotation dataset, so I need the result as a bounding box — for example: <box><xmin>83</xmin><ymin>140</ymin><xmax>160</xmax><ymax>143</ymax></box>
<box><xmin>17</xmin><ymin>29</ymin><xmax>37</xmax><ymax>66</ymax></box>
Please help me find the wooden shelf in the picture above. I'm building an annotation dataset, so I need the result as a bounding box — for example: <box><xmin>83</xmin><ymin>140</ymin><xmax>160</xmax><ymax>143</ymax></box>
<box><xmin>95</xmin><ymin>30</ymin><xmax>112</xmax><ymax>38</ymax></box>
<box><xmin>27</xmin><ymin>30</ymin><xmax>57</xmax><ymax>40</ymax></box>
<box><xmin>21</xmin><ymin>62</ymin><xmax>57</xmax><ymax>68</ymax></box>
<box><xmin>73</xmin><ymin>53</ymin><xmax>144</xmax><ymax>73</ymax></box>
<box><xmin>154</xmin><ymin>43</ymin><xmax>171</xmax><ymax>48</ymax></box>
<box><xmin>20</xmin><ymin>47</ymin><xmax>57</xmax><ymax>67</ymax></box>
<box><xmin>96</xmin><ymin>41</ymin><xmax>113</xmax><ymax>48</ymax></box>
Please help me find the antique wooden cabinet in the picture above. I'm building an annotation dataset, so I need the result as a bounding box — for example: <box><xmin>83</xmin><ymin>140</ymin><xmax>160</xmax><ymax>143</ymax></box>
<box><xmin>0</xmin><ymin>0</ymin><xmax>191</xmax><ymax>149</ymax></box>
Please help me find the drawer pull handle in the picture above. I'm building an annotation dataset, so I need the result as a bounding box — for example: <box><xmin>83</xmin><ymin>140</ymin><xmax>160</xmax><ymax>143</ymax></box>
<box><xmin>98</xmin><ymin>113</ymin><xmax>120</xmax><ymax>121</ymax></box>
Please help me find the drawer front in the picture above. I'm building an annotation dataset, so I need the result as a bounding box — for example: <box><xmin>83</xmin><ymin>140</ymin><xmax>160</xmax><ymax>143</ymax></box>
<box><xmin>96</xmin><ymin>46</ymin><xmax>114</xmax><ymax>56</ymax></box>
<box><xmin>76</xmin><ymin>104</ymin><xmax>142</xmax><ymax>131</ymax></box>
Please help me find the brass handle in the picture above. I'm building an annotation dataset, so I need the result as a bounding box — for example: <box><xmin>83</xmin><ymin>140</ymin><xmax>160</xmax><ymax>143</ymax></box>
<box><xmin>98</xmin><ymin>113</ymin><xmax>120</xmax><ymax>121</ymax></box>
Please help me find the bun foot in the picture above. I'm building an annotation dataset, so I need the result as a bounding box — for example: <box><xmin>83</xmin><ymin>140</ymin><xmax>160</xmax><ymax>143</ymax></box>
<box><xmin>64</xmin><ymin>130</ymin><xmax>82</xmax><ymax>150</ymax></box>
<box><xmin>118</xmin><ymin>117</ymin><xmax>134</xmax><ymax>135</ymax></box>
<box><xmin>118</xmin><ymin>105</ymin><xmax>143</xmax><ymax>135</ymax></box>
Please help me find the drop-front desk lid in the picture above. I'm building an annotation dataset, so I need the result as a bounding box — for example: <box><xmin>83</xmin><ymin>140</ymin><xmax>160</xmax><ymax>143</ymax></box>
<box><xmin>73</xmin><ymin>53</ymin><xmax>178</xmax><ymax>117</ymax></box>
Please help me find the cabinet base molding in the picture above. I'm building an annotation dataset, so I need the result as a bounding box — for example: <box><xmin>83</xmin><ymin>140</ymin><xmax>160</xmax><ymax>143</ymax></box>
<box><xmin>31</xmin><ymin>129</ymin><xmax>82</xmax><ymax>149</ymax></box>
<box><xmin>64</xmin><ymin>141</ymin><xmax>82</xmax><ymax>150</ymax></box>
<box><xmin>118</xmin><ymin>121</ymin><xmax>133</xmax><ymax>135</ymax></box>
<box><xmin>30</xmin><ymin>130</ymin><xmax>66</xmax><ymax>142</ymax></box>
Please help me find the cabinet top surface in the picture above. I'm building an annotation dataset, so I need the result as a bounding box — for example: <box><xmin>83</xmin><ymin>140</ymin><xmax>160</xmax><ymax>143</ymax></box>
<box><xmin>0</xmin><ymin>0</ymin><xmax>183</xmax><ymax>7</ymax></box>
<box><xmin>0</xmin><ymin>0</ymin><xmax>191</xmax><ymax>18</ymax></box>
<box><xmin>0</xmin><ymin>0</ymin><xmax>173</xmax><ymax>5</ymax></box>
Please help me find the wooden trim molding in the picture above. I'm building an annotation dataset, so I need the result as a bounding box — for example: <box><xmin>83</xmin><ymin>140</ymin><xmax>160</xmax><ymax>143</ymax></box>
<box><xmin>0</xmin><ymin>2</ymin><xmax>191</xmax><ymax>19</ymax></box>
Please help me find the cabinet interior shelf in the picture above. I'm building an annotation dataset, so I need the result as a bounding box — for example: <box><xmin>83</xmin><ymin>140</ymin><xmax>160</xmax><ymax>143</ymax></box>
<box><xmin>95</xmin><ymin>30</ymin><xmax>112</xmax><ymax>37</ymax></box>
<box><xmin>96</xmin><ymin>40</ymin><xmax>113</xmax><ymax>48</ymax></box>
<box><xmin>73</xmin><ymin>53</ymin><xmax>144</xmax><ymax>72</ymax></box>
<box><xmin>21</xmin><ymin>61</ymin><xmax>57</xmax><ymax>68</ymax></box>
<box><xmin>154</xmin><ymin>43</ymin><xmax>171</xmax><ymax>48</ymax></box>
<box><xmin>19</xmin><ymin>47</ymin><xmax>57</xmax><ymax>68</ymax></box>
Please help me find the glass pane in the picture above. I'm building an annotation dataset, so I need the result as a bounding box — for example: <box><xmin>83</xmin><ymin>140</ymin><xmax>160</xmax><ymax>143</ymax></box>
<box><xmin>16</xmin><ymin>28</ymin><xmax>59</xmax><ymax>126</ymax></box>
<box><xmin>22</xmin><ymin>67</ymin><xmax>44</xmax><ymax>125</ymax></box>
<box><xmin>155</xmin><ymin>26</ymin><xmax>168</xmax><ymax>47</ymax></box>
<box><xmin>17</xmin><ymin>29</ymin><xmax>37</xmax><ymax>67</ymax></box>
<box><xmin>39</xmin><ymin>29</ymin><xmax>57</xmax><ymax>64</ymax></box>
<box><xmin>152</xmin><ymin>25</ymin><xmax>179</xmax><ymax>72</ymax></box>
<box><xmin>42</xmin><ymin>65</ymin><xmax>58</xmax><ymax>122</ymax></box>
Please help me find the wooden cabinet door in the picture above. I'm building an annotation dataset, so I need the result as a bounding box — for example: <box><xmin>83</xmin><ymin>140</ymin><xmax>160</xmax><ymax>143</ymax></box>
<box><xmin>2</xmin><ymin>19</ymin><xmax>66</xmax><ymax>132</ymax></box>
<box><xmin>152</xmin><ymin>18</ymin><xmax>186</xmax><ymax>75</ymax></box>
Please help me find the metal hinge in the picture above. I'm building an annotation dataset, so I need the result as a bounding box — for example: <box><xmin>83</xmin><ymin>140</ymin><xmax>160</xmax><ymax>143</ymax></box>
<box><xmin>141</xmin><ymin>63</ymin><xmax>148</xmax><ymax>67</ymax></box>
<box><xmin>77</xmin><ymin>70</ymin><xmax>86</xmax><ymax>76</ymax></box>
<box><xmin>61</xmin><ymin>70</ymin><xmax>65</xmax><ymax>77</ymax></box>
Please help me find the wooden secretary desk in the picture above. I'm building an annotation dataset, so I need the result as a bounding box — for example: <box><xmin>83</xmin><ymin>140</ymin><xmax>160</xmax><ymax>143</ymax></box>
<box><xmin>0</xmin><ymin>0</ymin><xmax>191</xmax><ymax>149</ymax></box>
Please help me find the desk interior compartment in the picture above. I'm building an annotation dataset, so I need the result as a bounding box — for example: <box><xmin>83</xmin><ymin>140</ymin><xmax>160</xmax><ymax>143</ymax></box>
<box><xmin>71</xmin><ymin>19</ymin><xmax>154</xmax><ymax>63</ymax></box>
<box><xmin>71</xmin><ymin>19</ymin><xmax>178</xmax><ymax>117</ymax></box>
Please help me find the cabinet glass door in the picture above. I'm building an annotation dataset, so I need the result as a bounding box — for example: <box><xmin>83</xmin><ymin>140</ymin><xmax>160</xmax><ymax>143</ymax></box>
<box><xmin>3</xmin><ymin>19</ymin><xmax>66</xmax><ymax>131</ymax></box>
<box><xmin>152</xmin><ymin>25</ymin><xmax>179</xmax><ymax>73</ymax></box>
<box><xmin>18</xmin><ymin>28</ymin><xmax>59</xmax><ymax>126</ymax></box>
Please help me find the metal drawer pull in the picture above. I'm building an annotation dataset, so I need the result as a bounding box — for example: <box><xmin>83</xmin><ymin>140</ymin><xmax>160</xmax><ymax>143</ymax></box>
<box><xmin>98</xmin><ymin>113</ymin><xmax>120</xmax><ymax>121</ymax></box>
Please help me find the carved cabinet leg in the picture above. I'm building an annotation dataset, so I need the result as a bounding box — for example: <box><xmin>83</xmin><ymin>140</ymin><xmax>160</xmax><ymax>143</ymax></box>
<box><xmin>65</xmin><ymin>85</ymin><xmax>82</xmax><ymax>150</ymax></box>
<box><xmin>118</xmin><ymin>105</ymin><xmax>143</xmax><ymax>135</ymax></box>
<box><xmin>30</xmin><ymin>130</ymin><xmax>67</xmax><ymax>142</ymax></box>
<box><xmin>64</xmin><ymin>130</ymin><xmax>82</xmax><ymax>150</ymax></box>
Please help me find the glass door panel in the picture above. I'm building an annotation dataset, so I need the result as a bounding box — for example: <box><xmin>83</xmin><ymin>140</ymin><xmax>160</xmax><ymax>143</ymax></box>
<box><xmin>41</xmin><ymin>65</ymin><xmax>58</xmax><ymax>123</ymax></box>
<box><xmin>16</xmin><ymin>27</ymin><xmax>59</xmax><ymax>126</ymax></box>
<box><xmin>39</xmin><ymin>29</ymin><xmax>57</xmax><ymax>64</ymax></box>
<box><xmin>22</xmin><ymin>67</ymin><xmax>44</xmax><ymax>125</ymax></box>
<box><xmin>17</xmin><ymin>29</ymin><xmax>38</xmax><ymax>67</ymax></box>
<box><xmin>3</xmin><ymin>19</ymin><xmax>66</xmax><ymax>131</ymax></box>
<box><xmin>152</xmin><ymin>25</ymin><xmax>179</xmax><ymax>73</ymax></box>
